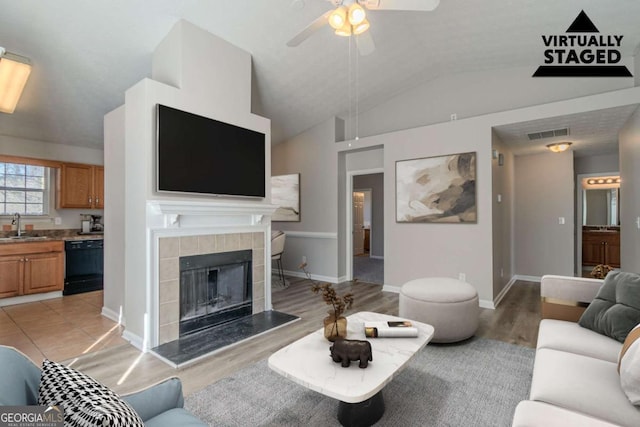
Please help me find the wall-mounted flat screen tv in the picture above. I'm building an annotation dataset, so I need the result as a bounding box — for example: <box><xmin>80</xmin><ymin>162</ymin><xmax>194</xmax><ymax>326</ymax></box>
<box><xmin>156</xmin><ymin>104</ymin><xmax>265</xmax><ymax>198</ymax></box>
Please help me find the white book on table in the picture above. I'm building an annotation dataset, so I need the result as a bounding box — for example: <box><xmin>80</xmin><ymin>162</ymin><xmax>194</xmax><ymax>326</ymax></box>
<box><xmin>364</xmin><ymin>321</ymin><xmax>419</xmax><ymax>338</ymax></box>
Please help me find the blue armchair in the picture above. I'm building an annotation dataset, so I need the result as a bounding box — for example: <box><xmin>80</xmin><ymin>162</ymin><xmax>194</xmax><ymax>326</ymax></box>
<box><xmin>0</xmin><ymin>345</ymin><xmax>206</xmax><ymax>427</ymax></box>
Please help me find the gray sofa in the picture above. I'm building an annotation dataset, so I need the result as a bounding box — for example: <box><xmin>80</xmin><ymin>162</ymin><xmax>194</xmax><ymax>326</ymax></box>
<box><xmin>0</xmin><ymin>345</ymin><xmax>206</xmax><ymax>426</ymax></box>
<box><xmin>512</xmin><ymin>275</ymin><xmax>640</xmax><ymax>426</ymax></box>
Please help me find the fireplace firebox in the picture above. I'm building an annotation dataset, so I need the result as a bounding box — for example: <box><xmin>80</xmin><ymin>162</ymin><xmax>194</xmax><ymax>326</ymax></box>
<box><xmin>179</xmin><ymin>249</ymin><xmax>252</xmax><ymax>336</ymax></box>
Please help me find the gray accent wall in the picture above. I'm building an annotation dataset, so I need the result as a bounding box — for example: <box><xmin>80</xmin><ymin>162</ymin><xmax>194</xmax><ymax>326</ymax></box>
<box><xmin>274</xmin><ymin>87</ymin><xmax>640</xmax><ymax>307</ymax></box>
<box><xmin>514</xmin><ymin>151</ymin><xmax>574</xmax><ymax>277</ymax></box>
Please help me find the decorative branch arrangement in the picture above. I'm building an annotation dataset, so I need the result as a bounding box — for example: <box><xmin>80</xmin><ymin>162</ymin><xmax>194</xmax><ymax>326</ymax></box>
<box><xmin>300</xmin><ymin>262</ymin><xmax>354</xmax><ymax>339</ymax></box>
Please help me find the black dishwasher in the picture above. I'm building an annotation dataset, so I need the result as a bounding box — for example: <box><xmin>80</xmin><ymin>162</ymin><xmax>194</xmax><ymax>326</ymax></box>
<box><xmin>64</xmin><ymin>239</ymin><xmax>104</xmax><ymax>295</ymax></box>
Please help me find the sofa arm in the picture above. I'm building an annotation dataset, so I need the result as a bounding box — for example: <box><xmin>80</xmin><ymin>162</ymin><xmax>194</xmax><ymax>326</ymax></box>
<box><xmin>121</xmin><ymin>377</ymin><xmax>184</xmax><ymax>422</ymax></box>
<box><xmin>541</xmin><ymin>275</ymin><xmax>603</xmax><ymax>322</ymax></box>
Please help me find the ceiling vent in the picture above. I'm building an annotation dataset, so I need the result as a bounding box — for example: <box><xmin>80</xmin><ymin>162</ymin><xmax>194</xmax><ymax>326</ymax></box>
<box><xmin>527</xmin><ymin>127</ymin><xmax>569</xmax><ymax>140</ymax></box>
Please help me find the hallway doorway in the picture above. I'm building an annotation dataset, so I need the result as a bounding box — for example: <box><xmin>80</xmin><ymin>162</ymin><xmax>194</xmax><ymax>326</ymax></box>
<box><xmin>349</xmin><ymin>172</ymin><xmax>384</xmax><ymax>284</ymax></box>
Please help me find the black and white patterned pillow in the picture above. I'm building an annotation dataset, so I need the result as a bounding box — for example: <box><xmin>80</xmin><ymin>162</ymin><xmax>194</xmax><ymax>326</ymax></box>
<box><xmin>38</xmin><ymin>359</ymin><xmax>144</xmax><ymax>427</ymax></box>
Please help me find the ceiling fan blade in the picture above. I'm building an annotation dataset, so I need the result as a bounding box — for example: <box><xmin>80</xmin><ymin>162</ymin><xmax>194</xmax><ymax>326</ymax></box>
<box><xmin>356</xmin><ymin>31</ymin><xmax>375</xmax><ymax>56</ymax></box>
<box><xmin>360</xmin><ymin>0</ymin><xmax>440</xmax><ymax>11</ymax></box>
<box><xmin>287</xmin><ymin>10</ymin><xmax>332</xmax><ymax>47</ymax></box>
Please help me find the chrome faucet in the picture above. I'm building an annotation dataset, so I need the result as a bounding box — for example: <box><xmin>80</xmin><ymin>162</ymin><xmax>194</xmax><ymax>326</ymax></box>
<box><xmin>11</xmin><ymin>213</ymin><xmax>21</xmax><ymax>237</ymax></box>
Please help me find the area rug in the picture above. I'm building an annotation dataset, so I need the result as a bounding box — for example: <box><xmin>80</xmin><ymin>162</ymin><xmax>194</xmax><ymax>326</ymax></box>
<box><xmin>185</xmin><ymin>337</ymin><xmax>534</xmax><ymax>426</ymax></box>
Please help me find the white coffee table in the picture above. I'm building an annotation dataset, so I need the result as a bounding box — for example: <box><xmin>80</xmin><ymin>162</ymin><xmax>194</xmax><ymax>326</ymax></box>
<box><xmin>268</xmin><ymin>311</ymin><xmax>435</xmax><ymax>426</ymax></box>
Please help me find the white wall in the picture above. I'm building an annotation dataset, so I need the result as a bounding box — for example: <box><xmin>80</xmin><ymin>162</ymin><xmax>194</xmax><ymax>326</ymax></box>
<box><xmin>619</xmin><ymin>106</ymin><xmax>640</xmax><ymax>273</ymax></box>
<box><xmin>514</xmin><ymin>151</ymin><xmax>574</xmax><ymax>277</ymax></box>
<box><xmin>103</xmin><ymin>106</ymin><xmax>125</xmax><ymax>321</ymax></box>
<box><xmin>0</xmin><ymin>135</ymin><xmax>104</xmax><ymax>230</ymax></box>
<box><xmin>106</xmin><ymin>20</ymin><xmax>271</xmax><ymax>345</ymax></box>
<box><xmin>347</xmin><ymin>65</ymin><xmax>633</xmax><ymax>141</ymax></box>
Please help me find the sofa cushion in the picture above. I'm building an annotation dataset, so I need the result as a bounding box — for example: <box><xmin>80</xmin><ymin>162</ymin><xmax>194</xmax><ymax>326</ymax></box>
<box><xmin>578</xmin><ymin>271</ymin><xmax>640</xmax><ymax>342</ymax></box>
<box><xmin>619</xmin><ymin>323</ymin><xmax>640</xmax><ymax>405</ymax></box>
<box><xmin>0</xmin><ymin>346</ymin><xmax>41</xmax><ymax>406</ymax></box>
<box><xmin>530</xmin><ymin>348</ymin><xmax>640</xmax><ymax>427</ymax></box>
<box><xmin>537</xmin><ymin>319</ymin><xmax>621</xmax><ymax>363</ymax></box>
<box><xmin>513</xmin><ymin>400</ymin><xmax>620</xmax><ymax>427</ymax></box>
<box><xmin>38</xmin><ymin>359</ymin><xmax>144</xmax><ymax>427</ymax></box>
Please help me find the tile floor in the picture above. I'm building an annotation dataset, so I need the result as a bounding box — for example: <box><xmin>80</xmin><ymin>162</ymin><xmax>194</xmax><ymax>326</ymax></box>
<box><xmin>0</xmin><ymin>291</ymin><xmax>127</xmax><ymax>365</ymax></box>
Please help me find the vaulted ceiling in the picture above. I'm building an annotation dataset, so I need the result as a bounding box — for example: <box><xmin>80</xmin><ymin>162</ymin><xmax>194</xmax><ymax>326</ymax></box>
<box><xmin>1</xmin><ymin>0</ymin><xmax>639</xmax><ymax>151</ymax></box>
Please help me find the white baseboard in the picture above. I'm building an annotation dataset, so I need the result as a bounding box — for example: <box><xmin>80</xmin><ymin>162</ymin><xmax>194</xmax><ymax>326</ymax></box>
<box><xmin>492</xmin><ymin>276</ymin><xmax>517</xmax><ymax>308</ymax></box>
<box><xmin>370</xmin><ymin>255</ymin><xmax>384</xmax><ymax>260</ymax></box>
<box><xmin>282</xmin><ymin>269</ymin><xmax>340</xmax><ymax>284</ymax></box>
<box><xmin>101</xmin><ymin>307</ymin><xmax>122</xmax><ymax>324</ymax></box>
<box><xmin>0</xmin><ymin>291</ymin><xmax>62</xmax><ymax>307</ymax></box>
<box><xmin>479</xmin><ymin>299</ymin><xmax>495</xmax><ymax>309</ymax></box>
<box><xmin>513</xmin><ymin>274</ymin><xmax>542</xmax><ymax>282</ymax></box>
<box><xmin>122</xmin><ymin>330</ymin><xmax>145</xmax><ymax>352</ymax></box>
<box><xmin>382</xmin><ymin>285</ymin><xmax>401</xmax><ymax>293</ymax></box>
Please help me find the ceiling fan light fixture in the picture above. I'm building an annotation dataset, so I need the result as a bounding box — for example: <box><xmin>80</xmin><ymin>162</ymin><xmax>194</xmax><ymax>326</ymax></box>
<box><xmin>328</xmin><ymin>6</ymin><xmax>348</xmax><ymax>30</ymax></box>
<box><xmin>352</xmin><ymin>19</ymin><xmax>370</xmax><ymax>35</ymax></box>
<box><xmin>348</xmin><ymin>3</ymin><xmax>366</xmax><ymax>25</ymax></box>
<box><xmin>546</xmin><ymin>142</ymin><xmax>572</xmax><ymax>153</ymax></box>
<box><xmin>335</xmin><ymin>21</ymin><xmax>352</xmax><ymax>37</ymax></box>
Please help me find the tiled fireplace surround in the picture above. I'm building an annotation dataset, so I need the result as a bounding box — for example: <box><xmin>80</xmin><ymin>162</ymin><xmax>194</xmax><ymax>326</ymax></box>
<box><xmin>157</xmin><ymin>231</ymin><xmax>265</xmax><ymax>345</ymax></box>
<box><xmin>146</xmin><ymin>200</ymin><xmax>276</xmax><ymax>348</ymax></box>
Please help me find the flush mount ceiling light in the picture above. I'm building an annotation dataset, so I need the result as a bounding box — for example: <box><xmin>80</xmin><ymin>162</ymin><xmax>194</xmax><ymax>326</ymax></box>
<box><xmin>546</xmin><ymin>142</ymin><xmax>572</xmax><ymax>153</ymax></box>
<box><xmin>0</xmin><ymin>47</ymin><xmax>32</xmax><ymax>114</ymax></box>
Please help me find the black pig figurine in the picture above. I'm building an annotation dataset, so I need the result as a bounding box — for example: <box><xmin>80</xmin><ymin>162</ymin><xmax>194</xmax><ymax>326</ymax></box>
<box><xmin>329</xmin><ymin>339</ymin><xmax>372</xmax><ymax>368</ymax></box>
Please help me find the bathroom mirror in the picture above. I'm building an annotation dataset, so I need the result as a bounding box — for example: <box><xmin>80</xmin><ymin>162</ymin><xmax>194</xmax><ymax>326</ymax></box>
<box><xmin>583</xmin><ymin>188</ymin><xmax>620</xmax><ymax>226</ymax></box>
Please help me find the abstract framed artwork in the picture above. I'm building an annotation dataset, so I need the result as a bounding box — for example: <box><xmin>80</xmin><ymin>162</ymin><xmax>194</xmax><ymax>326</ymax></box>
<box><xmin>396</xmin><ymin>152</ymin><xmax>477</xmax><ymax>223</ymax></box>
<box><xmin>271</xmin><ymin>173</ymin><xmax>300</xmax><ymax>222</ymax></box>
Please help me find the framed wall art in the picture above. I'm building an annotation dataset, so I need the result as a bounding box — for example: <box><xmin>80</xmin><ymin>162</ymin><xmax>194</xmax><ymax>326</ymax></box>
<box><xmin>396</xmin><ymin>152</ymin><xmax>477</xmax><ymax>223</ymax></box>
<box><xmin>271</xmin><ymin>173</ymin><xmax>300</xmax><ymax>222</ymax></box>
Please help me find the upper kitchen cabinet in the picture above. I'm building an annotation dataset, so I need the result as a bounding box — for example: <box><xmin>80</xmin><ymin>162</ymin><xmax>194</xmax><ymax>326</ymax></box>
<box><xmin>57</xmin><ymin>163</ymin><xmax>104</xmax><ymax>209</ymax></box>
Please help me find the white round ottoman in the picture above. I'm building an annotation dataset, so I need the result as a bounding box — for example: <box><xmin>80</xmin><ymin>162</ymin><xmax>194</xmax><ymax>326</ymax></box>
<box><xmin>399</xmin><ymin>277</ymin><xmax>479</xmax><ymax>343</ymax></box>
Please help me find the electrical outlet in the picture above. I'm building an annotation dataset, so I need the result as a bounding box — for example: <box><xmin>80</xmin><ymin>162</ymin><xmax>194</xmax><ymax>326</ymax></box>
<box><xmin>450</xmin><ymin>113</ymin><xmax>457</xmax><ymax>121</ymax></box>
<box><xmin>558</xmin><ymin>217</ymin><xmax>565</xmax><ymax>225</ymax></box>
<box><xmin>54</xmin><ymin>217</ymin><xmax>62</xmax><ymax>225</ymax></box>
<box><xmin>459</xmin><ymin>273</ymin><xmax>466</xmax><ymax>282</ymax></box>
<box><xmin>302</xmin><ymin>256</ymin><xmax>307</xmax><ymax>264</ymax></box>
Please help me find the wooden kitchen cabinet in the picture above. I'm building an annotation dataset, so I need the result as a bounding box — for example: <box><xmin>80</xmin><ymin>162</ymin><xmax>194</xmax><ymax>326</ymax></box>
<box><xmin>0</xmin><ymin>241</ymin><xmax>64</xmax><ymax>298</ymax></box>
<box><xmin>0</xmin><ymin>255</ymin><xmax>24</xmax><ymax>298</ymax></box>
<box><xmin>57</xmin><ymin>163</ymin><xmax>104</xmax><ymax>209</ymax></box>
<box><xmin>582</xmin><ymin>230</ymin><xmax>621</xmax><ymax>268</ymax></box>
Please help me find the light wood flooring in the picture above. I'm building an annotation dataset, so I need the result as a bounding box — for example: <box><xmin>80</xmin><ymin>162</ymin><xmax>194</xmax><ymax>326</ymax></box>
<box><xmin>0</xmin><ymin>278</ymin><xmax>541</xmax><ymax>397</ymax></box>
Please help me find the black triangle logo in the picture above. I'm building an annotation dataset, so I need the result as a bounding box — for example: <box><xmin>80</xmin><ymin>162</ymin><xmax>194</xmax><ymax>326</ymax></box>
<box><xmin>566</xmin><ymin>10</ymin><xmax>599</xmax><ymax>33</ymax></box>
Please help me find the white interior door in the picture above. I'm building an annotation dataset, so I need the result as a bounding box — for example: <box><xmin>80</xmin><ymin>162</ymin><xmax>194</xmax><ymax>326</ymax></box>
<box><xmin>353</xmin><ymin>192</ymin><xmax>365</xmax><ymax>255</ymax></box>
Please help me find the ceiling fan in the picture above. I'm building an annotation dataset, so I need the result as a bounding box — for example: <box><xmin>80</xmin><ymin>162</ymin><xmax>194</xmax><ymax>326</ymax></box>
<box><xmin>287</xmin><ymin>0</ymin><xmax>440</xmax><ymax>55</ymax></box>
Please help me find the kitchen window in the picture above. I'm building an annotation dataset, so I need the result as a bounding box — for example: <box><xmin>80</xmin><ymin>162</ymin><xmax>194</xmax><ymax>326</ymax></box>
<box><xmin>0</xmin><ymin>162</ymin><xmax>50</xmax><ymax>215</ymax></box>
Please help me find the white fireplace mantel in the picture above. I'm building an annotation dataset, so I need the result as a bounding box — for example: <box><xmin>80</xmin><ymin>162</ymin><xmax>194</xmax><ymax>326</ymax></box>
<box><xmin>146</xmin><ymin>199</ymin><xmax>278</xmax><ymax>229</ymax></box>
